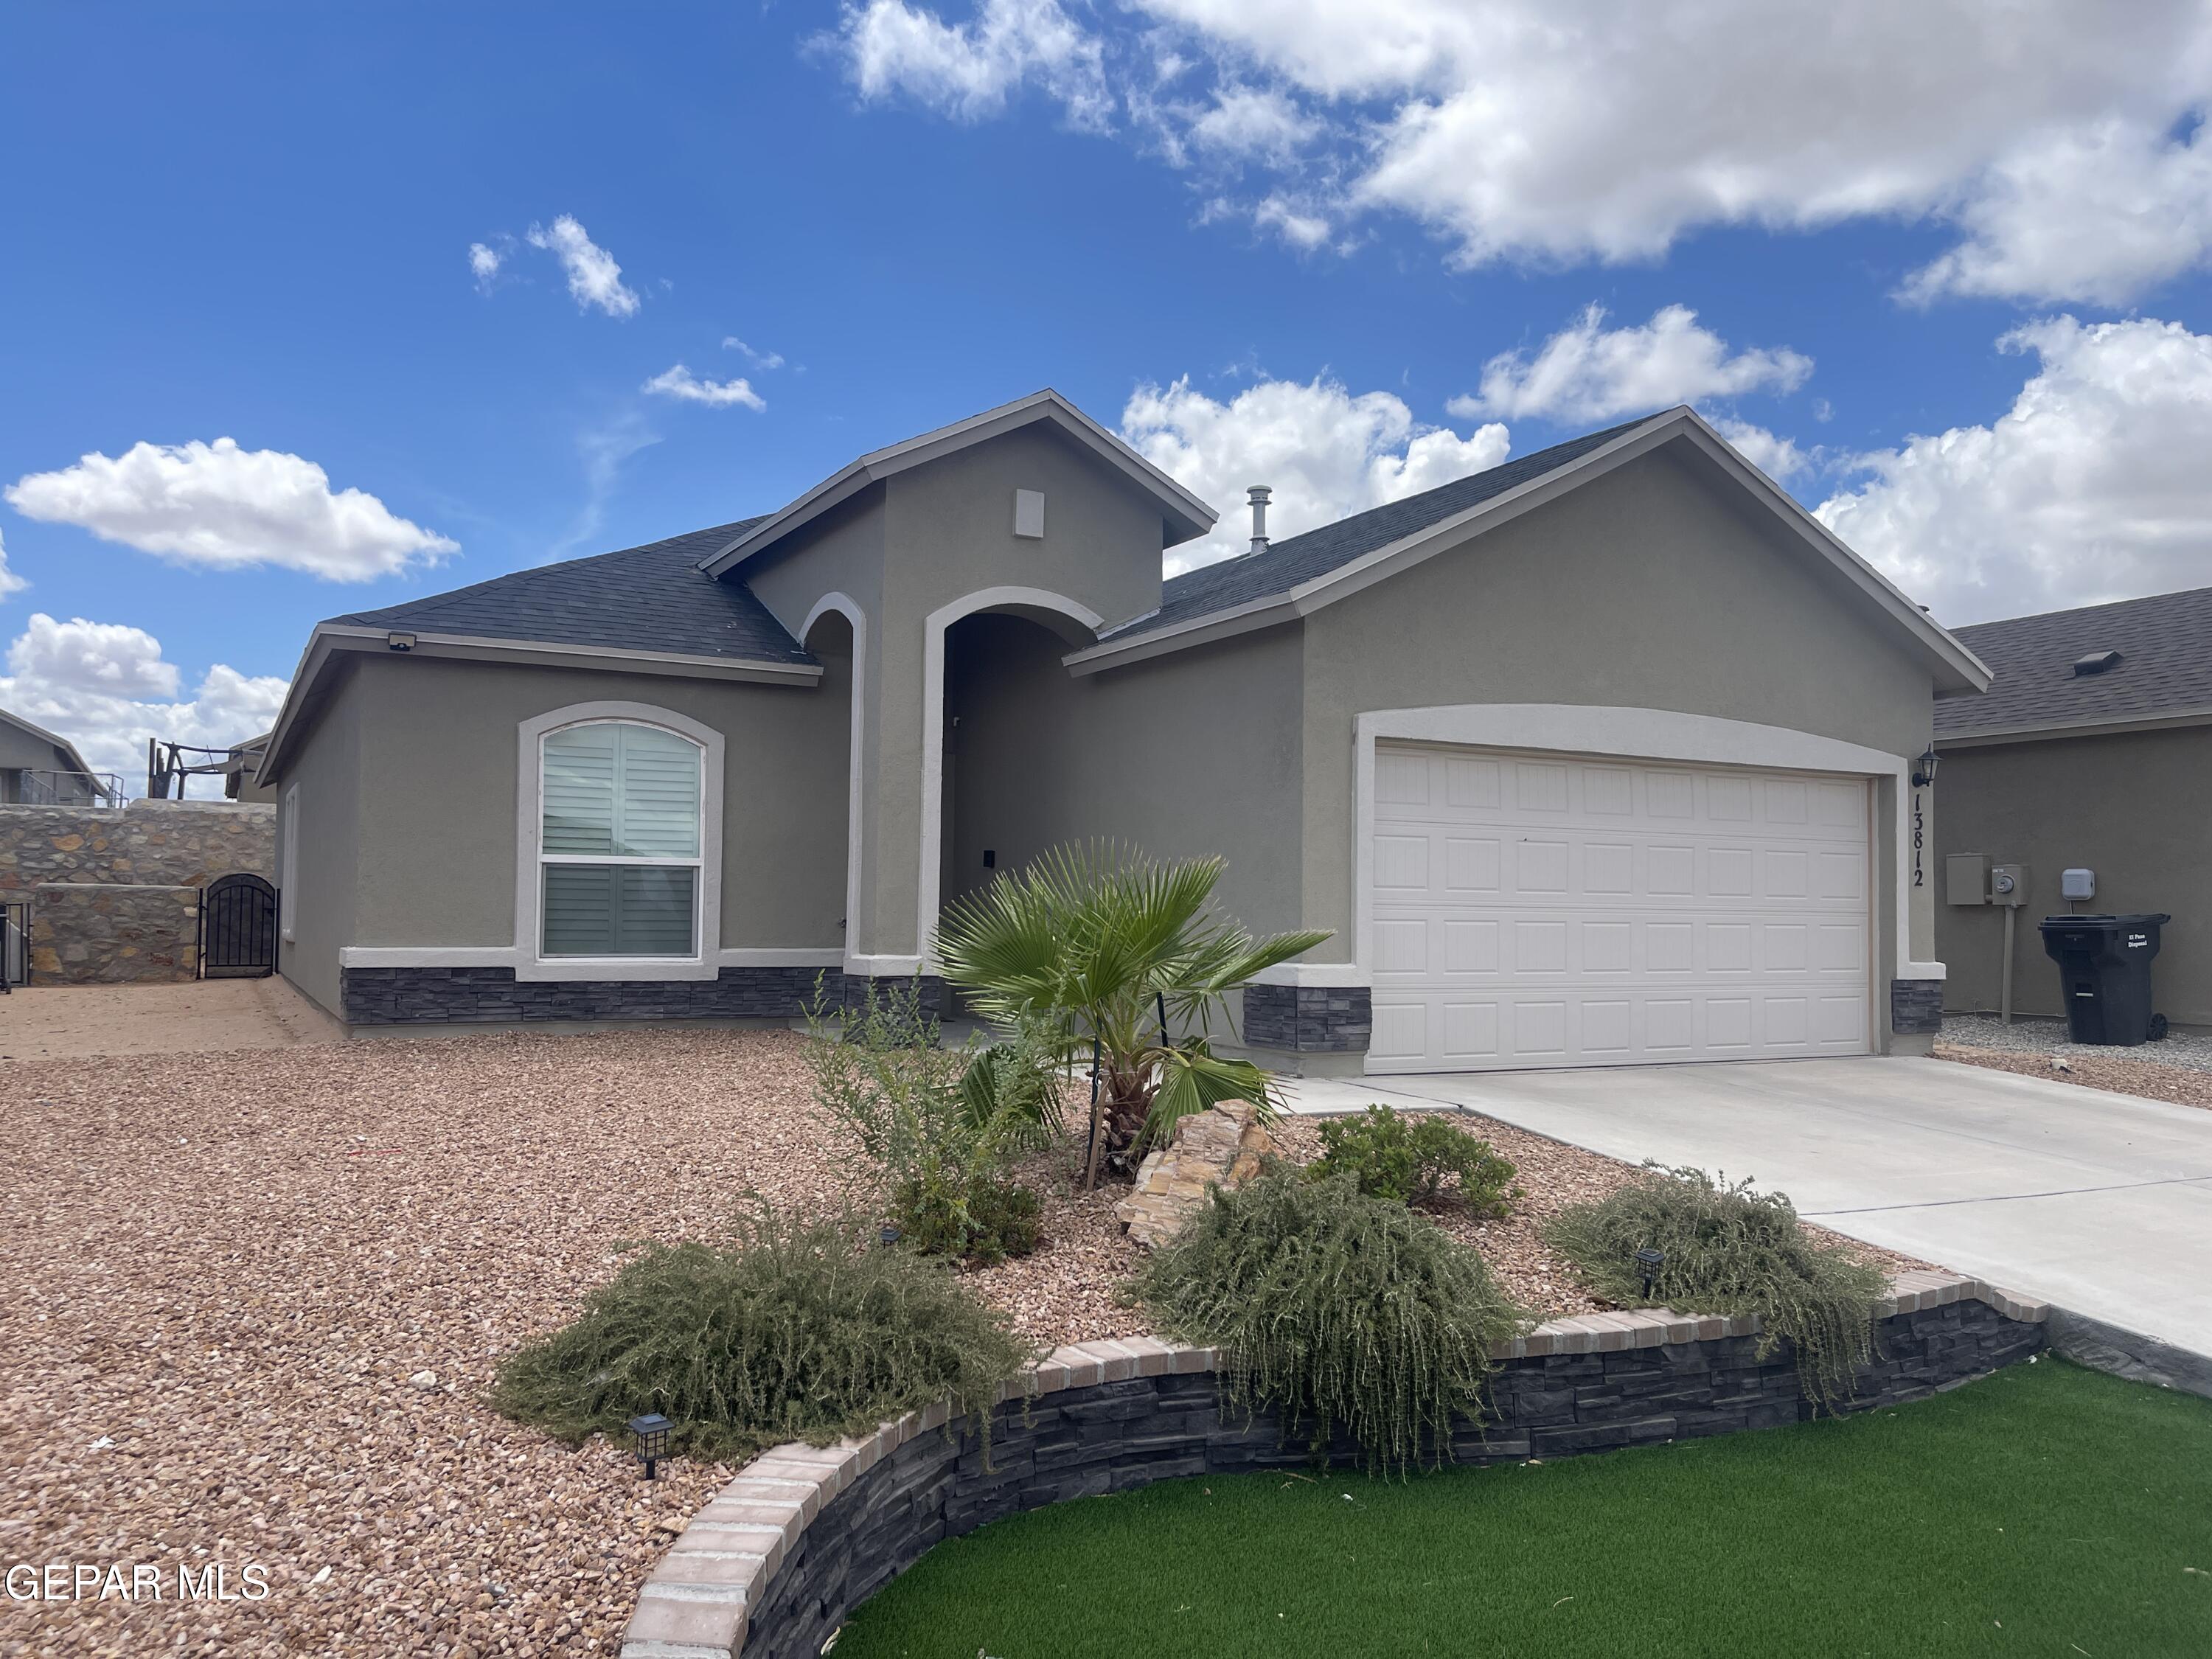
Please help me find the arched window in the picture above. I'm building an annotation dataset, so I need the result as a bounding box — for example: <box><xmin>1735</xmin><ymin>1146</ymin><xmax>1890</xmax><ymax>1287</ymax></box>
<box><xmin>538</xmin><ymin>720</ymin><xmax>703</xmax><ymax>958</ymax></box>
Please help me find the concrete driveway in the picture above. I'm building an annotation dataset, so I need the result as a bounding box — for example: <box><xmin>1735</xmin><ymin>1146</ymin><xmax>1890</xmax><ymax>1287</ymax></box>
<box><xmin>1285</xmin><ymin>1056</ymin><xmax>2212</xmax><ymax>1371</ymax></box>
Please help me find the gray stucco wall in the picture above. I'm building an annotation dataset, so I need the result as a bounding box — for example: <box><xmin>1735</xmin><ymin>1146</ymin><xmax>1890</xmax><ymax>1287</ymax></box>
<box><xmin>275</xmin><ymin>661</ymin><xmax>364</xmax><ymax>1017</ymax></box>
<box><xmin>1298</xmin><ymin>445</ymin><xmax>1942</xmax><ymax>1019</ymax></box>
<box><xmin>338</xmin><ymin>652</ymin><xmax>850</xmax><ymax>953</ymax></box>
<box><xmin>1933</xmin><ymin>725</ymin><xmax>2212</xmax><ymax>1026</ymax></box>
<box><xmin>942</xmin><ymin>613</ymin><xmax>1305</xmax><ymax>941</ymax></box>
<box><xmin>740</xmin><ymin>423</ymin><xmax>1180</xmax><ymax>959</ymax></box>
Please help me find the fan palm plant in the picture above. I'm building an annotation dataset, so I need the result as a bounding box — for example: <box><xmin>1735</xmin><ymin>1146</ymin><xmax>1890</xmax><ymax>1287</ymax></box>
<box><xmin>934</xmin><ymin>844</ymin><xmax>1331</xmax><ymax>1187</ymax></box>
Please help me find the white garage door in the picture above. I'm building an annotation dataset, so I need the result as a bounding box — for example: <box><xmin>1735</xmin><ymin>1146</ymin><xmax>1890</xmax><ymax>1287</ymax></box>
<box><xmin>1368</xmin><ymin>742</ymin><xmax>1871</xmax><ymax>1073</ymax></box>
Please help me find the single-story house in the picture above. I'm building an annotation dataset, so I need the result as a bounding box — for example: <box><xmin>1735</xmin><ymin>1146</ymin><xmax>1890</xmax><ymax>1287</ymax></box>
<box><xmin>0</xmin><ymin>707</ymin><xmax>116</xmax><ymax>805</ymax></box>
<box><xmin>254</xmin><ymin>390</ymin><xmax>1989</xmax><ymax>1073</ymax></box>
<box><xmin>1933</xmin><ymin>585</ymin><xmax>2211</xmax><ymax>1029</ymax></box>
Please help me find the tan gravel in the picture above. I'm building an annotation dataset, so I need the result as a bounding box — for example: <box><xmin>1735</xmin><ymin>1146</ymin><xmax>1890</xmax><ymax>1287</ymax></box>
<box><xmin>0</xmin><ymin>1026</ymin><xmax>1925</xmax><ymax>1656</ymax></box>
<box><xmin>1936</xmin><ymin>1040</ymin><xmax>2212</xmax><ymax>1110</ymax></box>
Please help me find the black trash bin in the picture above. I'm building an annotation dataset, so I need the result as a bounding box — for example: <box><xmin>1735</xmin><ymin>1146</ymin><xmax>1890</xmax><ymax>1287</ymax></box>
<box><xmin>2037</xmin><ymin>914</ymin><xmax>2171</xmax><ymax>1046</ymax></box>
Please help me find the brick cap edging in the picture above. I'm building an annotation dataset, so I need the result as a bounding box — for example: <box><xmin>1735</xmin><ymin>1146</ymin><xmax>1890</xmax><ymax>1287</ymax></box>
<box><xmin>620</xmin><ymin>1271</ymin><xmax>2043</xmax><ymax>1656</ymax></box>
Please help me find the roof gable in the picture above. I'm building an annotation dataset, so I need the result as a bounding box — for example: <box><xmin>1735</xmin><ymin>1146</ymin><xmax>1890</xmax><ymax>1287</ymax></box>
<box><xmin>1935</xmin><ymin>585</ymin><xmax>2212</xmax><ymax>741</ymax></box>
<box><xmin>1114</xmin><ymin>418</ymin><xmax>1651</xmax><ymax>644</ymax></box>
<box><xmin>699</xmin><ymin>389</ymin><xmax>1217</xmax><ymax>577</ymax></box>
<box><xmin>0</xmin><ymin>706</ymin><xmax>108</xmax><ymax>792</ymax></box>
<box><xmin>1070</xmin><ymin>407</ymin><xmax>1990</xmax><ymax>695</ymax></box>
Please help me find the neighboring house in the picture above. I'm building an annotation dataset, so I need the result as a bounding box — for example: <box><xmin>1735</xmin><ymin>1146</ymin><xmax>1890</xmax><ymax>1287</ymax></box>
<box><xmin>0</xmin><ymin>708</ymin><xmax>116</xmax><ymax>805</ymax></box>
<box><xmin>254</xmin><ymin>390</ymin><xmax>1989</xmax><ymax>1072</ymax></box>
<box><xmin>224</xmin><ymin>732</ymin><xmax>277</xmax><ymax>803</ymax></box>
<box><xmin>1933</xmin><ymin>586</ymin><xmax>2212</xmax><ymax>1029</ymax></box>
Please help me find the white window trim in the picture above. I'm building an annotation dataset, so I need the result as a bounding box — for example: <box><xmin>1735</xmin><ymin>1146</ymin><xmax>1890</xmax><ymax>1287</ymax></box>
<box><xmin>279</xmin><ymin>785</ymin><xmax>300</xmax><ymax>944</ymax></box>
<box><xmin>515</xmin><ymin>702</ymin><xmax>724</xmax><ymax>982</ymax></box>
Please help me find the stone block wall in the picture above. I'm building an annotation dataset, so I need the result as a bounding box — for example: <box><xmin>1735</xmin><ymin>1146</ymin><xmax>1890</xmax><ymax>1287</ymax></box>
<box><xmin>2</xmin><ymin>800</ymin><xmax>275</xmax><ymax>984</ymax></box>
<box><xmin>0</xmin><ymin>799</ymin><xmax>274</xmax><ymax>891</ymax></box>
<box><xmin>622</xmin><ymin>1273</ymin><xmax>2047</xmax><ymax>1658</ymax></box>
<box><xmin>28</xmin><ymin>883</ymin><xmax>201</xmax><ymax>982</ymax></box>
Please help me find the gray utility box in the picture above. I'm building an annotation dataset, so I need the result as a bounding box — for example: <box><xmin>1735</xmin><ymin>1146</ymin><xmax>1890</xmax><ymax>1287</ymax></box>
<box><xmin>1947</xmin><ymin>852</ymin><xmax>1991</xmax><ymax>905</ymax></box>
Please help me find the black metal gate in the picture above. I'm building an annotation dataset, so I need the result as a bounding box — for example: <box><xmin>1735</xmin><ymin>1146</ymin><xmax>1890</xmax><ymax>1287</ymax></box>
<box><xmin>199</xmin><ymin>873</ymin><xmax>277</xmax><ymax>978</ymax></box>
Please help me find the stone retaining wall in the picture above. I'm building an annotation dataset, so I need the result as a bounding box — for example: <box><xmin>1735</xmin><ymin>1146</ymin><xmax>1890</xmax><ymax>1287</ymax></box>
<box><xmin>0</xmin><ymin>799</ymin><xmax>273</xmax><ymax>891</ymax></box>
<box><xmin>3</xmin><ymin>800</ymin><xmax>274</xmax><ymax>984</ymax></box>
<box><xmin>27</xmin><ymin>883</ymin><xmax>201</xmax><ymax>982</ymax></box>
<box><xmin>621</xmin><ymin>1270</ymin><xmax>2047</xmax><ymax>1658</ymax></box>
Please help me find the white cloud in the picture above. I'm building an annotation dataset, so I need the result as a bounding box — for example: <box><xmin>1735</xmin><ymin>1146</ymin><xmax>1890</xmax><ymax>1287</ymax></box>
<box><xmin>1187</xmin><ymin>85</ymin><xmax>1317</xmax><ymax>163</ymax></box>
<box><xmin>832</xmin><ymin>0</ymin><xmax>1110</xmax><ymax>128</ymax></box>
<box><xmin>1252</xmin><ymin>194</ymin><xmax>1333</xmax><ymax>251</ymax></box>
<box><xmin>468</xmin><ymin>240</ymin><xmax>504</xmax><ymax>290</ymax></box>
<box><xmin>5</xmin><ymin>438</ymin><xmax>456</xmax><ymax>581</ymax></box>
<box><xmin>1708</xmin><ymin>417</ymin><xmax>1807</xmax><ymax>483</ymax></box>
<box><xmin>830</xmin><ymin>0</ymin><xmax>2212</xmax><ymax>305</ymax></box>
<box><xmin>1453</xmin><ymin>305</ymin><xmax>1812</xmax><ymax>423</ymax></box>
<box><xmin>0</xmin><ymin>529</ymin><xmax>27</xmax><ymax>599</ymax></box>
<box><xmin>1121</xmin><ymin>375</ymin><xmax>1511</xmax><ymax>571</ymax></box>
<box><xmin>724</xmin><ymin>337</ymin><xmax>785</xmax><ymax>370</ymax></box>
<box><xmin>0</xmin><ymin>613</ymin><xmax>289</xmax><ymax>785</ymax></box>
<box><xmin>525</xmin><ymin>215</ymin><xmax>641</xmax><ymax>318</ymax></box>
<box><xmin>1901</xmin><ymin>117</ymin><xmax>2212</xmax><ymax>306</ymax></box>
<box><xmin>642</xmin><ymin>364</ymin><xmax>768</xmax><ymax>411</ymax></box>
<box><xmin>1815</xmin><ymin>316</ymin><xmax>2212</xmax><ymax>625</ymax></box>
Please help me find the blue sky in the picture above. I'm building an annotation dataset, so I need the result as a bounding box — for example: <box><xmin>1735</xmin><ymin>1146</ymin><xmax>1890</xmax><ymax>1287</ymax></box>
<box><xmin>4</xmin><ymin>1</ymin><xmax>2211</xmax><ymax>782</ymax></box>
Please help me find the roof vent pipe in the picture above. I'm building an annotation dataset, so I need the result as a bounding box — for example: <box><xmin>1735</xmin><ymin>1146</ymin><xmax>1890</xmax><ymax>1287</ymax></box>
<box><xmin>1247</xmin><ymin>485</ymin><xmax>1272</xmax><ymax>555</ymax></box>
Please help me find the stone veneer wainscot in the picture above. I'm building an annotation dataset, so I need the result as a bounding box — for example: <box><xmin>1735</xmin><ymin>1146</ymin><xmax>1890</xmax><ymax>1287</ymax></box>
<box><xmin>620</xmin><ymin>1270</ymin><xmax>2047</xmax><ymax>1659</ymax></box>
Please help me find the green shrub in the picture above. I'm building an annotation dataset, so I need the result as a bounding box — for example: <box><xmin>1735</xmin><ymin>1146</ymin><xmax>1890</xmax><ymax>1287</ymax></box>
<box><xmin>1308</xmin><ymin>1105</ymin><xmax>1522</xmax><ymax>1214</ymax></box>
<box><xmin>1133</xmin><ymin>1168</ymin><xmax>1526</xmax><ymax>1475</ymax></box>
<box><xmin>803</xmin><ymin>978</ymin><xmax>1062</xmax><ymax>1262</ymax></box>
<box><xmin>891</xmin><ymin>1171</ymin><xmax>1043</xmax><ymax>1265</ymax></box>
<box><xmin>1543</xmin><ymin>1165</ymin><xmax>1887</xmax><ymax>1410</ymax></box>
<box><xmin>492</xmin><ymin>1206</ymin><xmax>1033</xmax><ymax>1461</ymax></box>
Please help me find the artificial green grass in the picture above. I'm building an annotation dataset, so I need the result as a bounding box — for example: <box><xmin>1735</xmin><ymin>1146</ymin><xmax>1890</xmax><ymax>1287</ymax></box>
<box><xmin>830</xmin><ymin>1359</ymin><xmax>2211</xmax><ymax>1658</ymax></box>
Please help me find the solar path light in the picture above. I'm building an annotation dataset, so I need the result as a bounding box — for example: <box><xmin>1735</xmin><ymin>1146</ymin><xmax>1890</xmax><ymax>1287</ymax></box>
<box><xmin>627</xmin><ymin>1412</ymin><xmax>672</xmax><ymax>1481</ymax></box>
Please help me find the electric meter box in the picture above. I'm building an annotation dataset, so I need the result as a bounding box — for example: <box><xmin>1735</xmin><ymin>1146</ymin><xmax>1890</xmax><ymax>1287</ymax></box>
<box><xmin>2062</xmin><ymin>868</ymin><xmax>2097</xmax><ymax>900</ymax></box>
<box><xmin>1946</xmin><ymin>852</ymin><xmax>1991</xmax><ymax>906</ymax></box>
<box><xmin>1991</xmin><ymin>863</ymin><xmax>2029</xmax><ymax>907</ymax></box>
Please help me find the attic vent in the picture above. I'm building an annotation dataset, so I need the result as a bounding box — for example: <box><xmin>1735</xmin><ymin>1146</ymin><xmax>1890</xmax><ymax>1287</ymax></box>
<box><xmin>2072</xmin><ymin>649</ymin><xmax>2122</xmax><ymax>676</ymax></box>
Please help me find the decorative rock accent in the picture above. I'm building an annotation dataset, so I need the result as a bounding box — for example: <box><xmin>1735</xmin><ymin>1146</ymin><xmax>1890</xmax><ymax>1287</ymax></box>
<box><xmin>622</xmin><ymin>1272</ymin><xmax>2048</xmax><ymax>1658</ymax></box>
<box><xmin>342</xmin><ymin>965</ymin><xmax>841</xmax><ymax>1026</ymax></box>
<box><xmin>1242</xmin><ymin>983</ymin><xmax>1372</xmax><ymax>1053</ymax></box>
<box><xmin>1891</xmin><ymin>977</ymin><xmax>1944</xmax><ymax>1035</ymax></box>
<box><xmin>27</xmin><ymin>883</ymin><xmax>201</xmax><ymax>983</ymax></box>
<box><xmin>1113</xmin><ymin>1102</ymin><xmax>1273</xmax><ymax>1247</ymax></box>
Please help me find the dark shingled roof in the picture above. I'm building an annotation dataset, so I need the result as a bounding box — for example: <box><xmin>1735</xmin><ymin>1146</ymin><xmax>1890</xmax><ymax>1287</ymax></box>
<box><xmin>331</xmin><ymin>519</ymin><xmax>816</xmax><ymax>666</ymax></box>
<box><xmin>1935</xmin><ymin>585</ymin><xmax>2212</xmax><ymax>738</ymax></box>
<box><xmin>1110</xmin><ymin>415</ymin><xmax>1656</xmax><ymax>643</ymax></box>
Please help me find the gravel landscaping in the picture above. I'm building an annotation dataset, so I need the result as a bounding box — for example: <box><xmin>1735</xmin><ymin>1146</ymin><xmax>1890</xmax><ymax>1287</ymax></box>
<box><xmin>1</xmin><ymin>1026</ymin><xmax>1924</xmax><ymax>1657</ymax></box>
<box><xmin>1938</xmin><ymin>1012</ymin><xmax>2212</xmax><ymax>1110</ymax></box>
